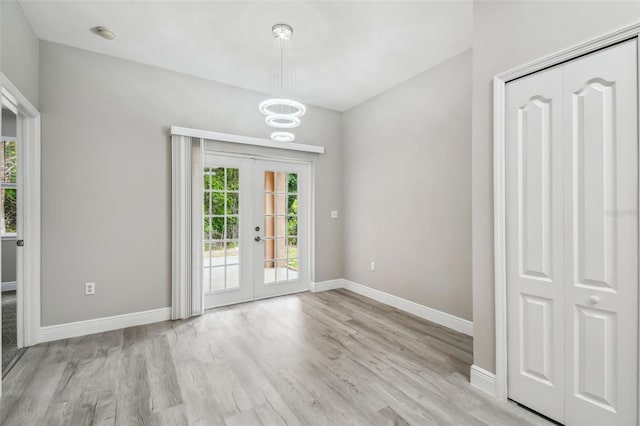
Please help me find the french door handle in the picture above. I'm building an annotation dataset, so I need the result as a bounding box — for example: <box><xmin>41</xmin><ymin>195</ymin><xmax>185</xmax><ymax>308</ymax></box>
<box><xmin>255</xmin><ymin>236</ymin><xmax>262</xmax><ymax>242</ymax></box>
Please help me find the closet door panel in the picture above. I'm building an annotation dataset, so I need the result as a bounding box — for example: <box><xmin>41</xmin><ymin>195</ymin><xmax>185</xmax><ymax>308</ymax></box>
<box><xmin>563</xmin><ymin>39</ymin><xmax>638</xmax><ymax>426</ymax></box>
<box><xmin>506</xmin><ymin>66</ymin><xmax>565</xmax><ymax>423</ymax></box>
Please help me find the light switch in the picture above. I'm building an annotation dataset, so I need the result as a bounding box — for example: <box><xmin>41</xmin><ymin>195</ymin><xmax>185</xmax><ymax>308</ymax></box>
<box><xmin>331</xmin><ymin>210</ymin><xmax>339</xmax><ymax>219</ymax></box>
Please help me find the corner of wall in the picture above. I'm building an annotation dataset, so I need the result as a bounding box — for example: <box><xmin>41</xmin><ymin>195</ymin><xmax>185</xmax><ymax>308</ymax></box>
<box><xmin>337</xmin><ymin>109</ymin><xmax>347</xmax><ymax>280</ymax></box>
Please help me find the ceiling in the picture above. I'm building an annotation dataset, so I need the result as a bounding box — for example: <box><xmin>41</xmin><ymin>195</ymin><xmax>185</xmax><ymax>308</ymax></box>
<box><xmin>20</xmin><ymin>1</ymin><xmax>472</xmax><ymax>111</ymax></box>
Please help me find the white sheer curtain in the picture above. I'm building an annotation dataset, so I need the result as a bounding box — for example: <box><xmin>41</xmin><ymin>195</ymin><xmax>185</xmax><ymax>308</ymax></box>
<box><xmin>171</xmin><ymin>134</ymin><xmax>203</xmax><ymax>319</ymax></box>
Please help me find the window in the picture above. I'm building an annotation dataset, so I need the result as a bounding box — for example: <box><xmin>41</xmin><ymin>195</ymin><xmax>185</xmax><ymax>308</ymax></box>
<box><xmin>1</xmin><ymin>138</ymin><xmax>17</xmax><ymax>236</ymax></box>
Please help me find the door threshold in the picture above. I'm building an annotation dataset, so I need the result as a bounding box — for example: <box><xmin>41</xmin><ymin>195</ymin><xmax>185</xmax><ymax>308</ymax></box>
<box><xmin>204</xmin><ymin>288</ymin><xmax>310</xmax><ymax>311</ymax></box>
<box><xmin>509</xmin><ymin>399</ymin><xmax>563</xmax><ymax>426</ymax></box>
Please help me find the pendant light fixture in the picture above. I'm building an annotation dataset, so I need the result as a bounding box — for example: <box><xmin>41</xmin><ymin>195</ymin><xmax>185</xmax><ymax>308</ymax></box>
<box><xmin>259</xmin><ymin>23</ymin><xmax>306</xmax><ymax>143</ymax></box>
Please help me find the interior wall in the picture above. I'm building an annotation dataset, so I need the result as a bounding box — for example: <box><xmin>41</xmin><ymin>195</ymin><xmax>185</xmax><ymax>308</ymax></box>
<box><xmin>39</xmin><ymin>41</ymin><xmax>343</xmax><ymax>326</ymax></box>
<box><xmin>2</xmin><ymin>108</ymin><xmax>16</xmax><ymax>137</ymax></box>
<box><xmin>471</xmin><ymin>0</ymin><xmax>640</xmax><ymax>373</ymax></box>
<box><xmin>342</xmin><ymin>50</ymin><xmax>472</xmax><ymax>321</ymax></box>
<box><xmin>2</xmin><ymin>239</ymin><xmax>16</xmax><ymax>284</ymax></box>
<box><xmin>1</xmin><ymin>108</ymin><xmax>17</xmax><ymax>284</ymax></box>
<box><xmin>0</xmin><ymin>0</ymin><xmax>39</xmax><ymax>108</ymax></box>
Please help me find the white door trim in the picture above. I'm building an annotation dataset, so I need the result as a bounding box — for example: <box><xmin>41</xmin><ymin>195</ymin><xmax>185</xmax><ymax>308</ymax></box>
<box><xmin>0</xmin><ymin>73</ymin><xmax>41</xmax><ymax>351</ymax></box>
<box><xmin>492</xmin><ymin>22</ymin><xmax>640</xmax><ymax>403</ymax></box>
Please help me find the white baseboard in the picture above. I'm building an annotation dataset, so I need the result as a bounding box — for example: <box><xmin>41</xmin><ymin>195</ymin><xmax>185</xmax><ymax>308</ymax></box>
<box><xmin>470</xmin><ymin>364</ymin><xmax>497</xmax><ymax>396</ymax></box>
<box><xmin>310</xmin><ymin>279</ymin><xmax>344</xmax><ymax>292</ymax></box>
<box><xmin>38</xmin><ymin>280</ymin><xmax>472</xmax><ymax>343</ymax></box>
<box><xmin>343</xmin><ymin>279</ymin><xmax>473</xmax><ymax>336</ymax></box>
<box><xmin>311</xmin><ymin>278</ymin><xmax>473</xmax><ymax>336</ymax></box>
<box><xmin>39</xmin><ymin>307</ymin><xmax>172</xmax><ymax>343</ymax></box>
<box><xmin>2</xmin><ymin>281</ymin><xmax>16</xmax><ymax>292</ymax></box>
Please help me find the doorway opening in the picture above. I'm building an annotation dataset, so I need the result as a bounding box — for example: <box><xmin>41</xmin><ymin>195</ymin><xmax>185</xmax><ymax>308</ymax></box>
<box><xmin>0</xmin><ymin>104</ymin><xmax>22</xmax><ymax>375</ymax></box>
<box><xmin>0</xmin><ymin>74</ymin><xmax>41</xmax><ymax>394</ymax></box>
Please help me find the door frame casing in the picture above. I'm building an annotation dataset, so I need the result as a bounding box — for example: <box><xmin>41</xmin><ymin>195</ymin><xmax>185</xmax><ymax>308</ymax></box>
<box><xmin>0</xmin><ymin>73</ymin><xmax>41</xmax><ymax>353</ymax></box>
<box><xmin>200</xmin><ymin>147</ymin><xmax>315</xmax><ymax>308</ymax></box>
<box><xmin>492</xmin><ymin>22</ymin><xmax>640</xmax><ymax>408</ymax></box>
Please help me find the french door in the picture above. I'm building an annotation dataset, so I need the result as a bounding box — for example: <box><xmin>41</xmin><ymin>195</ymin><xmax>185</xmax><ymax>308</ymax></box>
<box><xmin>201</xmin><ymin>154</ymin><xmax>309</xmax><ymax>309</ymax></box>
<box><xmin>506</xmin><ymin>39</ymin><xmax>638</xmax><ymax>425</ymax></box>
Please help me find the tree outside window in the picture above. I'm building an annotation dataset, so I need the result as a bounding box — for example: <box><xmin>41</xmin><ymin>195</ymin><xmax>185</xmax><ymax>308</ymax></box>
<box><xmin>1</xmin><ymin>139</ymin><xmax>17</xmax><ymax>236</ymax></box>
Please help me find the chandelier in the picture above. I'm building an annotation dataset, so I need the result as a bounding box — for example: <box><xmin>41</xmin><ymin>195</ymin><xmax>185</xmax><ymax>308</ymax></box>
<box><xmin>259</xmin><ymin>23</ymin><xmax>306</xmax><ymax>143</ymax></box>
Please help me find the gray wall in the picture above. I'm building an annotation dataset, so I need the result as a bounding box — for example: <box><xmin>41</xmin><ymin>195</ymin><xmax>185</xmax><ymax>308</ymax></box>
<box><xmin>40</xmin><ymin>42</ymin><xmax>343</xmax><ymax>326</ymax></box>
<box><xmin>2</xmin><ymin>239</ymin><xmax>16</xmax><ymax>283</ymax></box>
<box><xmin>2</xmin><ymin>108</ymin><xmax>16</xmax><ymax>137</ymax></box>
<box><xmin>0</xmin><ymin>0</ymin><xmax>39</xmax><ymax>108</ymax></box>
<box><xmin>471</xmin><ymin>1</ymin><xmax>640</xmax><ymax>372</ymax></box>
<box><xmin>342</xmin><ymin>50</ymin><xmax>472</xmax><ymax>321</ymax></box>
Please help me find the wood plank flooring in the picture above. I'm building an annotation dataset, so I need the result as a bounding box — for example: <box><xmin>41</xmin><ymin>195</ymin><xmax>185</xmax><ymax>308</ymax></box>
<box><xmin>0</xmin><ymin>289</ymin><xmax>550</xmax><ymax>425</ymax></box>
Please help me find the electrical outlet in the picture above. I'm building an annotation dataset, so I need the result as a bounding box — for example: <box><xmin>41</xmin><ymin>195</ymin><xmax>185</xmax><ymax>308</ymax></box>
<box><xmin>370</xmin><ymin>261</ymin><xmax>376</xmax><ymax>272</ymax></box>
<box><xmin>331</xmin><ymin>210</ymin><xmax>339</xmax><ymax>219</ymax></box>
<box><xmin>85</xmin><ymin>282</ymin><xmax>96</xmax><ymax>295</ymax></box>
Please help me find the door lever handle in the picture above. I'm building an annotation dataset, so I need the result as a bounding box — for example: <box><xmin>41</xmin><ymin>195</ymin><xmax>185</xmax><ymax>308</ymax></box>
<box><xmin>255</xmin><ymin>236</ymin><xmax>262</xmax><ymax>242</ymax></box>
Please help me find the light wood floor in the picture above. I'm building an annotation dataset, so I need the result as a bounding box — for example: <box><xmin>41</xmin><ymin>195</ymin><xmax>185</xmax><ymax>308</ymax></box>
<box><xmin>0</xmin><ymin>289</ymin><xmax>550</xmax><ymax>425</ymax></box>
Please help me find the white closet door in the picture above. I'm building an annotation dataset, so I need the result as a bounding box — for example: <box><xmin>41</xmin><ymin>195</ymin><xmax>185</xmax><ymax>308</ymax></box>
<box><xmin>506</xmin><ymin>66</ymin><xmax>565</xmax><ymax>423</ymax></box>
<box><xmin>563</xmin><ymin>39</ymin><xmax>638</xmax><ymax>426</ymax></box>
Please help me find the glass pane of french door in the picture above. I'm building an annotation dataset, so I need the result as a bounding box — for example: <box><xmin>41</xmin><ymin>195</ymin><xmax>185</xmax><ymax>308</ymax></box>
<box><xmin>253</xmin><ymin>159</ymin><xmax>309</xmax><ymax>300</ymax></box>
<box><xmin>202</xmin><ymin>155</ymin><xmax>253</xmax><ymax>310</ymax></box>
<box><xmin>203</xmin><ymin>166</ymin><xmax>241</xmax><ymax>292</ymax></box>
<box><xmin>262</xmin><ymin>171</ymin><xmax>299</xmax><ymax>284</ymax></box>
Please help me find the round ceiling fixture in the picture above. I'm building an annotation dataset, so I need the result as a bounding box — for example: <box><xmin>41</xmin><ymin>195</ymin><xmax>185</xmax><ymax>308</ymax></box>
<box><xmin>271</xmin><ymin>132</ymin><xmax>295</xmax><ymax>142</ymax></box>
<box><xmin>92</xmin><ymin>26</ymin><xmax>116</xmax><ymax>41</ymax></box>
<box><xmin>259</xmin><ymin>98</ymin><xmax>306</xmax><ymax>118</ymax></box>
<box><xmin>265</xmin><ymin>114</ymin><xmax>300</xmax><ymax>129</ymax></box>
